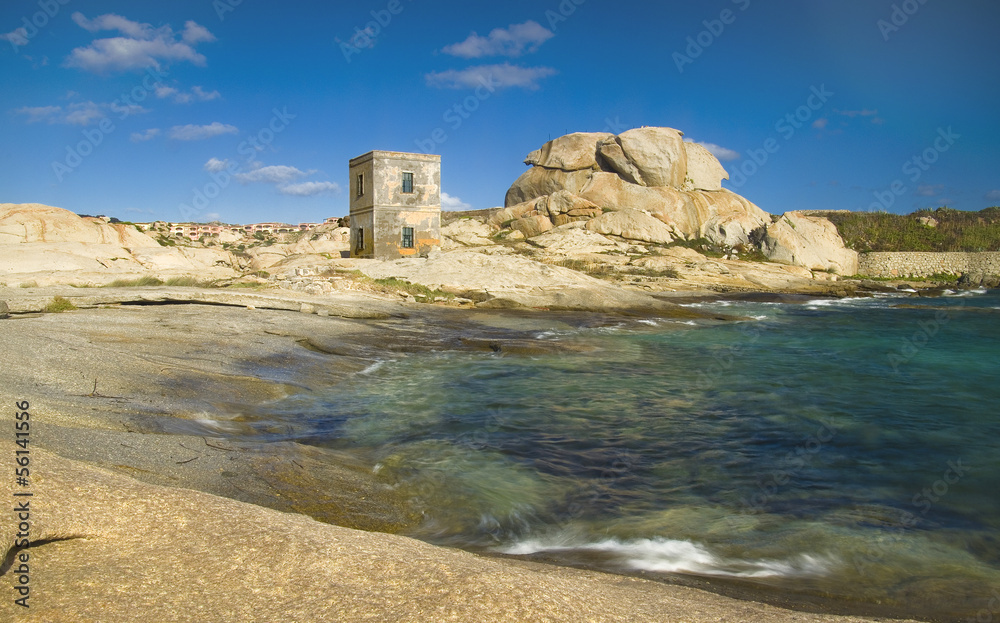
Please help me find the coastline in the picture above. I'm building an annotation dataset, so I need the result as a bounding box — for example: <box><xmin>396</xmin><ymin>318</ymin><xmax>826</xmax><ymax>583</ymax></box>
<box><xmin>1</xmin><ymin>285</ymin><xmax>927</xmax><ymax>622</ymax></box>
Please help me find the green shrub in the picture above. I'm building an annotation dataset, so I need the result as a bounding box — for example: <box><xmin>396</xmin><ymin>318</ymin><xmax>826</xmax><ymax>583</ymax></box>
<box><xmin>105</xmin><ymin>276</ymin><xmax>165</xmax><ymax>287</ymax></box>
<box><xmin>828</xmin><ymin>207</ymin><xmax>1000</xmax><ymax>252</ymax></box>
<box><xmin>44</xmin><ymin>296</ymin><xmax>77</xmax><ymax>313</ymax></box>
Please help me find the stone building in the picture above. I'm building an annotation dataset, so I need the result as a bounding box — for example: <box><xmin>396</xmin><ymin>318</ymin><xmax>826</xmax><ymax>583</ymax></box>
<box><xmin>348</xmin><ymin>150</ymin><xmax>441</xmax><ymax>259</ymax></box>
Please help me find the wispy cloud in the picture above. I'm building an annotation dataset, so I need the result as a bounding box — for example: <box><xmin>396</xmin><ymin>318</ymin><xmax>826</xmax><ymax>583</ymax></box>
<box><xmin>203</xmin><ymin>158</ymin><xmax>230</xmax><ymax>172</ymax></box>
<box><xmin>834</xmin><ymin>108</ymin><xmax>883</xmax><ymax>125</ymax></box>
<box><xmin>442</xmin><ymin>20</ymin><xmax>554</xmax><ymax>58</ymax></box>
<box><xmin>441</xmin><ymin>192</ymin><xmax>472</xmax><ymax>210</ymax></box>
<box><xmin>425</xmin><ymin>63</ymin><xmax>556</xmax><ymax>90</ymax></box>
<box><xmin>917</xmin><ymin>184</ymin><xmax>944</xmax><ymax>197</ymax></box>
<box><xmin>812</xmin><ymin>117</ymin><xmax>829</xmax><ymax>130</ymax></box>
<box><xmin>130</xmin><ymin>128</ymin><xmax>160</xmax><ymax>142</ymax></box>
<box><xmin>985</xmin><ymin>190</ymin><xmax>1000</xmax><ymax>202</ymax></box>
<box><xmin>690</xmin><ymin>141</ymin><xmax>740</xmax><ymax>162</ymax></box>
<box><xmin>235</xmin><ymin>165</ymin><xmax>313</xmax><ymax>184</ymax></box>
<box><xmin>168</xmin><ymin>122</ymin><xmax>237</xmax><ymax>141</ymax></box>
<box><xmin>65</xmin><ymin>12</ymin><xmax>216</xmax><ymax>73</ymax></box>
<box><xmin>279</xmin><ymin>181</ymin><xmax>341</xmax><ymax>197</ymax></box>
<box><xmin>835</xmin><ymin>108</ymin><xmax>879</xmax><ymax>118</ymax></box>
<box><xmin>156</xmin><ymin>84</ymin><xmax>221</xmax><ymax>104</ymax></box>
<box><xmin>13</xmin><ymin>100</ymin><xmax>146</xmax><ymax>125</ymax></box>
<box><xmin>0</xmin><ymin>28</ymin><xmax>28</xmax><ymax>47</ymax></box>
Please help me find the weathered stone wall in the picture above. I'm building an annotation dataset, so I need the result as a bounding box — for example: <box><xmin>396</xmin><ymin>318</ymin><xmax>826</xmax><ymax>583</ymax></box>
<box><xmin>858</xmin><ymin>252</ymin><xmax>1000</xmax><ymax>278</ymax></box>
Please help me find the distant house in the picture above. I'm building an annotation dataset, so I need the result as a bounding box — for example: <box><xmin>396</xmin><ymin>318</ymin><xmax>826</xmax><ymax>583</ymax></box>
<box><xmin>349</xmin><ymin>150</ymin><xmax>441</xmax><ymax>259</ymax></box>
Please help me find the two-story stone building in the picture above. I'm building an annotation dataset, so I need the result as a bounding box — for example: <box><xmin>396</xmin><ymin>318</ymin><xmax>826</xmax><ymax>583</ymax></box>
<box><xmin>348</xmin><ymin>150</ymin><xmax>441</xmax><ymax>259</ymax></box>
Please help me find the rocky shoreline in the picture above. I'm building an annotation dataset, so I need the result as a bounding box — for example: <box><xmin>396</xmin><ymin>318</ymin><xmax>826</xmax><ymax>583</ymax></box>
<box><xmin>0</xmin><ymin>285</ymin><xmax>929</xmax><ymax>622</ymax></box>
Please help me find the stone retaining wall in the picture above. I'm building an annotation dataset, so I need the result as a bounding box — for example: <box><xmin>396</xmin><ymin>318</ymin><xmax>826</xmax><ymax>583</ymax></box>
<box><xmin>858</xmin><ymin>252</ymin><xmax>1000</xmax><ymax>278</ymax></box>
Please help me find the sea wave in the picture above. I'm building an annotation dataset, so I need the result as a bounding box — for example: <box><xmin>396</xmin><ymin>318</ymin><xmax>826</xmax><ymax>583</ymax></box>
<box><xmin>499</xmin><ymin>536</ymin><xmax>837</xmax><ymax>579</ymax></box>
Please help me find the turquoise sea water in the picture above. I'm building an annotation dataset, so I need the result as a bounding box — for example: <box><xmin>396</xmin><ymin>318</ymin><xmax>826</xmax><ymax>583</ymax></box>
<box><xmin>266</xmin><ymin>290</ymin><xmax>1000</xmax><ymax>621</ymax></box>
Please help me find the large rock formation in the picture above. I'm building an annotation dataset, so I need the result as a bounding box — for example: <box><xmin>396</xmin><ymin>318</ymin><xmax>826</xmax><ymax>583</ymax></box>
<box><xmin>0</xmin><ymin>203</ymin><xmax>161</xmax><ymax>246</ymax></box>
<box><xmin>502</xmin><ymin>128</ymin><xmax>768</xmax><ymax>248</ymax></box>
<box><xmin>761</xmin><ymin>212</ymin><xmax>859</xmax><ymax>275</ymax></box>
<box><xmin>0</xmin><ymin>203</ymin><xmax>239</xmax><ymax>285</ymax></box>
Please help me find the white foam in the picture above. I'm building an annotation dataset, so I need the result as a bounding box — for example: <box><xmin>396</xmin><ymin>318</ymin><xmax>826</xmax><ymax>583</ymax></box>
<box><xmin>359</xmin><ymin>360</ymin><xmax>386</xmax><ymax>375</ymax></box>
<box><xmin>500</xmin><ymin>536</ymin><xmax>835</xmax><ymax>579</ymax></box>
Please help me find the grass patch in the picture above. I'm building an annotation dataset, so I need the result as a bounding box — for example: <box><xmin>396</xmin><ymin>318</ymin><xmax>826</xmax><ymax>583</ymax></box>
<box><xmin>828</xmin><ymin>207</ymin><xmax>1000</xmax><ymax>252</ymax></box>
<box><xmin>666</xmin><ymin>238</ymin><xmax>725</xmax><ymax>258</ymax></box>
<box><xmin>164</xmin><ymin>276</ymin><xmax>218</xmax><ymax>287</ymax></box>
<box><xmin>104</xmin><ymin>276</ymin><xmax>165</xmax><ymax>288</ymax></box>
<box><xmin>625</xmin><ymin>267</ymin><xmax>680</xmax><ymax>279</ymax></box>
<box><xmin>43</xmin><ymin>296</ymin><xmax>77</xmax><ymax>313</ymax></box>
<box><xmin>554</xmin><ymin>259</ymin><xmax>618</xmax><ymax>278</ymax></box>
<box><xmin>372</xmin><ymin>277</ymin><xmax>453</xmax><ymax>301</ymax></box>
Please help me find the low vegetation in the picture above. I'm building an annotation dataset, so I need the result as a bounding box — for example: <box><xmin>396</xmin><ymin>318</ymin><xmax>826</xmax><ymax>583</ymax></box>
<box><xmin>828</xmin><ymin>207</ymin><xmax>1000</xmax><ymax>253</ymax></box>
<box><xmin>371</xmin><ymin>277</ymin><xmax>454</xmax><ymax>302</ymax></box>
<box><xmin>43</xmin><ymin>296</ymin><xmax>77</xmax><ymax>313</ymax></box>
<box><xmin>103</xmin><ymin>276</ymin><xmax>218</xmax><ymax>288</ymax></box>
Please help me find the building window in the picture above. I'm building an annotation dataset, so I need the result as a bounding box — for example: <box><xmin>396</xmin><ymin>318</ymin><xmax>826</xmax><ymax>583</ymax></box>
<box><xmin>356</xmin><ymin>173</ymin><xmax>365</xmax><ymax>197</ymax></box>
<box><xmin>402</xmin><ymin>171</ymin><xmax>414</xmax><ymax>194</ymax></box>
<box><xmin>401</xmin><ymin>227</ymin><xmax>414</xmax><ymax>249</ymax></box>
<box><xmin>356</xmin><ymin>228</ymin><xmax>364</xmax><ymax>252</ymax></box>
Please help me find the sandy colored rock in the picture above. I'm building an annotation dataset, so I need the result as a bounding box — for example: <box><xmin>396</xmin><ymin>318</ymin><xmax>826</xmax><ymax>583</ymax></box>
<box><xmin>529</xmin><ymin>224</ymin><xmax>627</xmax><ymax>256</ymax></box>
<box><xmin>441</xmin><ymin>218</ymin><xmax>496</xmax><ymax>248</ymax></box>
<box><xmin>524</xmin><ymin>131</ymin><xmax>612</xmax><ymax>171</ymax></box>
<box><xmin>504</xmin><ymin>167</ymin><xmax>594</xmax><ymax>207</ymax></box>
<box><xmin>597</xmin><ymin>137</ymin><xmax>646</xmax><ymax>185</ymax></box>
<box><xmin>512</xmin><ymin>214</ymin><xmax>554</xmax><ymax>238</ymax></box>
<box><xmin>616</xmin><ymin>127</ymin><xmax>688</xmax><ymax>188</ymax></box>
<box><xmin>684</xmin><ymin>141</ymin><xmax>730</xmax><ymax>191</ymax></box>
<box><xmin>0</xmin><ymin>203</ymin><xmax>160</xmax><ymax>247</ymax></box>
<box><xmin>763</xmin><ymin>212</ymin><xmax>860</xmax><ymax>275</ymax></box>
<box><xmin>585</xmin><ymin>208</ymin><xmax>677</xmax><ymax>244</ymax></box>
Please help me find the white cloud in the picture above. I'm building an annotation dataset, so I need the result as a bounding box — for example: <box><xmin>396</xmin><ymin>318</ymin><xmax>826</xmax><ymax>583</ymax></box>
<box><xmin>443</xmin><ymin>20</ymin><xmax>554</xmax><ymax>58</ymax></box>
<box><xmin>425</xmin><ymin>63</ymin><xmax>557</xmax><ymax>90</ymax></box>
<box><xmin>835</xmin><ymin>108</ymin><xmax>879</xmax><ymax>118</ymax></box>
<box><xmin>441</xmin><ymin>192</ymin><xmax>472</xmax><ymax>211</ymax></box>
<box><xmin>157</xmin><ymin>84</ymin><xmax>221</xmax><ymax>104</ymax></box>
<box><xmin>0</xmin><ymin>28</ymin><xmax>29</xmax><ymax>47</ymax></box>
<box><xmin>985</xmin><ymin>190</ymin><xmax>1000</xmax><ymax>201</ymax></box>
<box><xmin>235</xmin><ymin>165</ymin><xmax>312</xmax><ymax>184</ymax></box>
<box><xmin>130</xmin><ymin>128</ymin><xmax>160</xmax><ymax>142</ymax></box>
<box><xmin>13</xmin><ymin>101</ymin><xmax>124</xmax><ymax>126</ymax></box>
<box><xmin>155</xmin><ymin>85</ymin><xmax>178</xmax><ymax>98</ymax></box>
<box><xmin>812</xmin><ymin>117</ymin><xmax>829</xmax><ymax>130</ymax></box>
<box><xmin>691</xmin><ymin>141</ymin><xmax>741</xmax><ymax>162</ymax></box>
<box><xmin>65</xmin><ymin>12</ymin><xmax>215</xmax><ymax>73</ymax></box>
<box><xmin>916</xmin><ymin>184</ymin><xmax>943</xmax><ymax>197</ymax></box>
<box><xmin>168</xmin><ymin>122</ymin><xmax>238</xmax><ymax>141</ymax></box>
<box><xmin>279</xmin><ymin>181</ymin><xmax>341</xmax><ymax>197</ymax></box>
<box><xmin>203</xmin><ymin>157</ymin><xmax>230</xmax><ymax>172</ymax></box>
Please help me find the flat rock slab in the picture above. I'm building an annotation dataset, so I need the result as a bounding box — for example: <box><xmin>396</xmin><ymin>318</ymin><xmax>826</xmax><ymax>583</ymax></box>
<box><xmin>0</xmin><ymin>449</ymin><xmax>915</xmax><ymax>623</ymax></box>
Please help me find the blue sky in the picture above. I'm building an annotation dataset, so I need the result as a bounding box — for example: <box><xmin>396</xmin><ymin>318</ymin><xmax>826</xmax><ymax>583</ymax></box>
<box><xmin>2</xmin><ymin>0</ymin><xmax>998</xmax><ymax>225</ymax></box>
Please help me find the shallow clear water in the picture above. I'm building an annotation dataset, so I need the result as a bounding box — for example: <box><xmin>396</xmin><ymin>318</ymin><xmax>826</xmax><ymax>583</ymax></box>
<box><xmin>260</xmin><ymin>291</ymin><xmax>1000</xmax><ymax>620</ymax></box>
